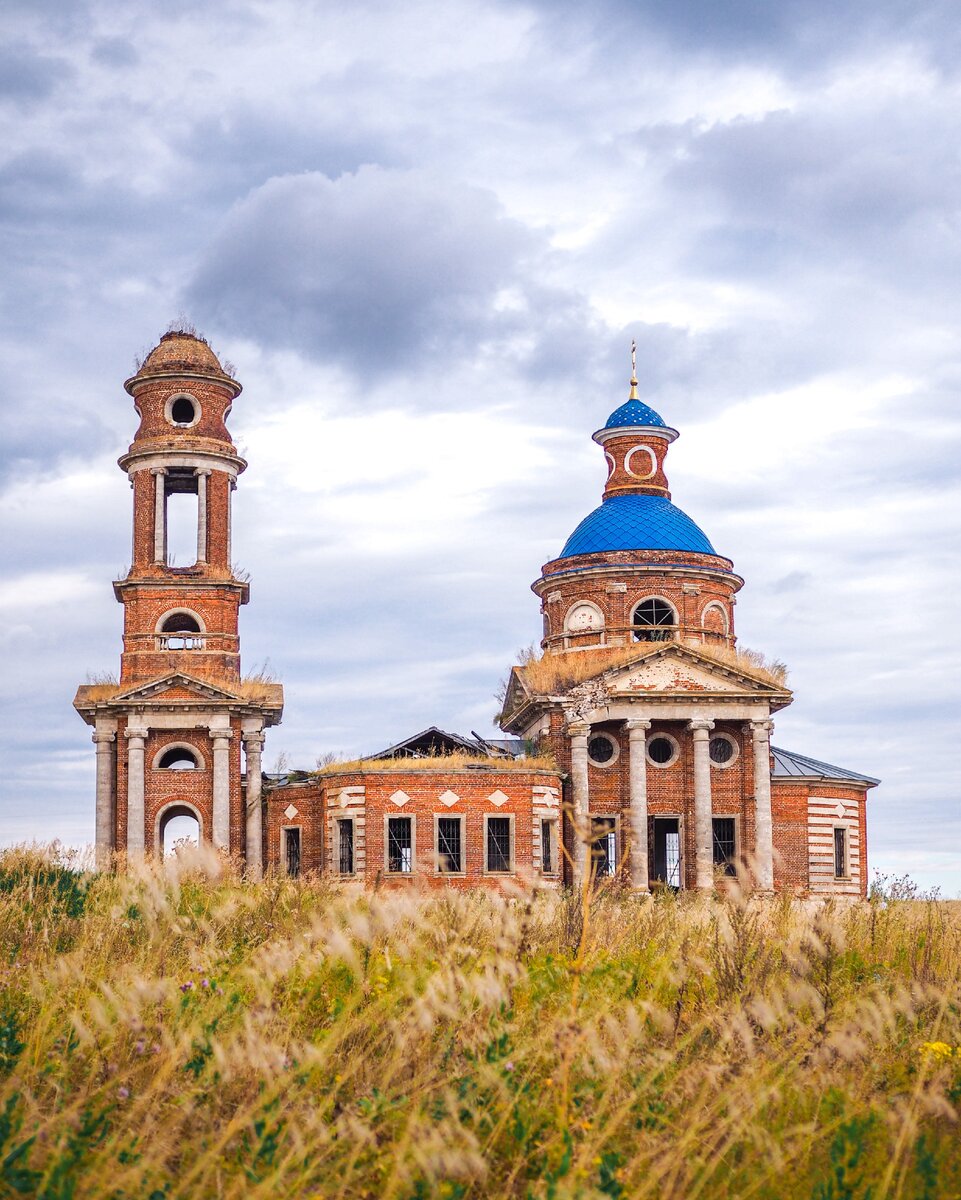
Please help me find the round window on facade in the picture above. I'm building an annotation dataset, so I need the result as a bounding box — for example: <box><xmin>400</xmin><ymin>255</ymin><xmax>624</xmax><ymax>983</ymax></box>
<box><xmin>624</xmin><ymin>445</ymin><xmax>656</xmax><ymax>479</ymax></box>
<box><xmin>587</xmin><ymin>733</ymin><xmax>618</xmax><ymax>767</ymax></box>
<box><xmin>633</xmin><ymin>597</ymin><xmax>677</xmax><ymax>642</ymax></box>
<box><xmin>164</xmin><ymin>393</ymin><xmax>201</xmax><ymax>428</ymax></box>
<box><xmin>709</xmin><ymin>734</ymin><xmax>738</xmax><ymax>767</ymax></box>
<box><xmin>646</xmin><ymin>734</ymin><xmax>679</xmax><ymax>767</ymax></box>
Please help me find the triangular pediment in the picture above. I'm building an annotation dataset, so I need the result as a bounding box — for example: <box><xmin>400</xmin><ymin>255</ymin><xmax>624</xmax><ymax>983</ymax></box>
<box><xmin>112</xmin><ymin>672</ymin><xmax>245</xmax><ymax>704</ymax></box>
<box><xmin>604</xmin><ymin>644</ymin><xmax>787</xmax><ymax>697</ymax></box>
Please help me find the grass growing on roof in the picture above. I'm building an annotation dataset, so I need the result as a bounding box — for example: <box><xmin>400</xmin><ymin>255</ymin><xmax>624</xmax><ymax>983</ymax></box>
<box><xmin>514</xmin><ymin>639</ymin><xmax>789</xmax><ymax>698</ymax></box>
<box><xmin>2</xmin><ymin>844</ymin><xmax>958</xmax><ymax>1198</ymax></box>
<box><xmin>312</xmin><ymin>750</ymin><xmax>558</xmax><ymax>775</ymax></box>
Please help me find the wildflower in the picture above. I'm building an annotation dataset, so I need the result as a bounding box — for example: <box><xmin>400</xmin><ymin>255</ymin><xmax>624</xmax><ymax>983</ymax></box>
<box><xmin>505</xmin><ymin>1061</ymin><xmax>515</xmax><ymax>1072</ymax></box>
<box><xmin>180</xmin><ymin>981</ymin><xmax>194</xmax><ymax>993</ymax></box>
<box><xmin>920</xmin><ymin>1041</ymin><xmax>954</xmax><ymax>1061</ymax></box>
<box><xmin>151</xmin><ymin>1043</ymin><xmax>161</xmax><ymax>1054</ymax></box>
<box><xmin>134</xmin><ymin>1040</ymin><xmax>146</xmax><ymax>1055</ymax></box>
<box><xmin>117</xmin><ymin>1087</ymin><xmax>130</xmax><ymax>1100</ymax></box>
<box><xmin>201</xmin><ymin>978</ymin><xmax>210</xmax><ymax>989</ymax></box>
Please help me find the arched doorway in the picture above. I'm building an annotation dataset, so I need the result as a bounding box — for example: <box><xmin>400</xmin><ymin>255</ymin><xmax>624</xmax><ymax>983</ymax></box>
<box><xmin>157</xmin><ymin>803</ymin><xmax>203</xmax><ymax>857</ymax></box>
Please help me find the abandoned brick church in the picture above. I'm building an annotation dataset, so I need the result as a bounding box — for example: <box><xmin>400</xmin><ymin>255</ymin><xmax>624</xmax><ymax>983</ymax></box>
<box><xmin>74</xmin><ymin>331</ymin><xmax>879</xmax><ymax>895</ymax></box>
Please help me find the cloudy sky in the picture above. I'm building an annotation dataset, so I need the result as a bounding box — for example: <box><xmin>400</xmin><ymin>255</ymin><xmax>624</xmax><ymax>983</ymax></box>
<box><xmin>2</xmin><ymin>0</ymin><xmax>959</xmax><ymax>891</ymax></box>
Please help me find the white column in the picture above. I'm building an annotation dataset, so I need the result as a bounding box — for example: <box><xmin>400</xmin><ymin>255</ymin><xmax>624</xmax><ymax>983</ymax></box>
<box><xmin>626</xmin><ymin>719</ymin><xmax>651</xmax><ymax>892</ymax></box>
<box><xmin>752</xmin><ymin>719</ymin><xmax>775</xmax><ymax>892</ymax></box>
<box><xmin>196</xmin><ymin>469</ymin><xmax>210</xmax><ymax>563</ymax></box>
<box><xmin>212</xmin><ymin>730</ymin><xmax>233</xmax><ymax>852</ymax></box>
<box><xmin>125</xmin><ymin>726</ymin><xmax>147</xmax><ymax>857</ymax></box>
<box><xmin>243</xmin><ymin>731</ymin><xmax>265</xmax><ymax>880</ymax></box>
<box><xmin>152</xmin><ymin>468</ymin><xmax>166</xmax><ymax>563</ymax></box>
<box><xmin>93</xmin><ymin>729</ymin><xmax>115</xmax><ymax>869</ymax></box>
<box><xmin>568</xmin><ymin>721</ymin><xmax>590</xmax><ymax>888</ymax></box>
<box><xmin>689</xmin><ymin>719</ymin><xmax>715</xmax><ymax>891</ymax></box>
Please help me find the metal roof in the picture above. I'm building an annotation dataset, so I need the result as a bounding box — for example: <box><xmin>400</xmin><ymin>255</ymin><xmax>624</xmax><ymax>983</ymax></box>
<box><xmin>771</xmin><ymin>745</ymin><xmax>880</xmax><ymax>786</ymax></box>
<box><xmin>604</xmin><ymin>399</ymin><xmax>668</xmax><ymax>429</ymax></box>
<box><xmin>560</xmin><ymin>493</ymin><xmax>717</xmax><ymax>558</ymax></box>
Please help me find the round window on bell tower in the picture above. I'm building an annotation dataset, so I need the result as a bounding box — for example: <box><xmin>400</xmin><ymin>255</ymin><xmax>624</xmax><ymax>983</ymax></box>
<box><xmin>165</xmin><ymin>393</ymin><xmax>200</xmax><ymax>428</ymax></box>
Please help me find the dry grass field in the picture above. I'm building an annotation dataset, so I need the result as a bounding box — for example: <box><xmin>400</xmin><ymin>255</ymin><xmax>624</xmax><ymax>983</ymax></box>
<box><xmin>1</xmin><ymin>847</ymin><xmax>959</xmax><ymax>1199</ymax></box>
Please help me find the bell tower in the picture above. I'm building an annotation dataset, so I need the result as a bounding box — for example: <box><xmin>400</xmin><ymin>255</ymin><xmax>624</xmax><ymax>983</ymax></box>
<box><xmin>74</xmin><ymin>330</ymin><xmax>283</xmax><ymax>874</ymax></box>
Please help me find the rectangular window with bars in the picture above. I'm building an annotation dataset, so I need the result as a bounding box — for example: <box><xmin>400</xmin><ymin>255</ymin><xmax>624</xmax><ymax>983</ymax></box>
<box><xmin>712</xmin><ymin>817</ymin><xmax>737</xmax><ymax>877</ymax></box>
<box><xmin>437</xmin><ymin>816</ymin><xmax>463</xmax><ymax>873</ymax></box>
<box><xmin>284</xmin><ymin>827</ymin><xmax>301</xmax><ymax>878</ymax></box>
<box><xmin>387</xmin><ymin>816</ymin><xmax>413</xmax><ymax>874</ymax></box>
<box><xmin>486</xmin><ymin>817</ymin><xmax>512</xmax><ymax>873</ymax></box>
<box><xmin>590</xmin><ymin>817</ymin><xmax>617</xmax><ymax>878</ymax></box>
<box><xmin>336</xmin><ymin>819</ymin><xmax>354</xmax><ymax>875</ymax></box>
<box><xmin>541</xmin><ymin>818</ymin><xmax>557</xmax><ymax>874</ymax></box>
<box><xmin>834</xmin><ymin>827</ymin><xmax>847</xmax><ymax>878</ymax></box>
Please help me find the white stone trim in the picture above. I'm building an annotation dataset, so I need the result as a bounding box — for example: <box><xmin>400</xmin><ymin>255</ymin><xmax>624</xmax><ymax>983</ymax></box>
<box><xmin>624</xmin><ymin>445</ymin><xmax>656</xmax><ymax>479</ymax></box>
<box><xmin>155</xmin><ymin>800</ymin><xmax>204</xmax><ymax>852</ymax></box>
<box><xmin>708</xmin><ymin>732</ymin><xmax>739</xmax><ymax>769</ymax></box>
<box><xmin>701</xmin><ymin>601</ymin><xmax>729</xmax><ymax>634</ymax></box>
<box><xmin>587</xmin><ymin>731</ymin><xmax>619</xmax><ymax>768</ymax></box>
<box><xmin>151</xmin><ymin>741</ymin><xmax>206</xmax><ymax>770</ymax></box>
<box><xmin>164</xmin><ymin>392</ymin><xmax>202</xmax><ymax>429</ymax></box>
<box><xmin>645</xmin><ymin>731</ymin><xmax>680</xmax><ymax>768</ymax></box>
<box><xmin>564</xmin><ymin>599</ymin><xmax>605</xmax><ymax>635</ymax></box>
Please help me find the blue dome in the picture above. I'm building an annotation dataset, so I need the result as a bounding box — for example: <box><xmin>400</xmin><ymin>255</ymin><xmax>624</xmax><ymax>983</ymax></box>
<box><xmin>604</xmin><ymin>399</ymin><xmax>668</xmax><ymax>429</ymax></box>
<box><xmin>560</xmin><ymin>494</ymin><xmax>716</xmax><ymax>558</ymax></box>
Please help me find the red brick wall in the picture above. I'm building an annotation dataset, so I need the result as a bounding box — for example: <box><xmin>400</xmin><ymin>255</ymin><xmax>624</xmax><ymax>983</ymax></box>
<box><xmin>537</xmin><ymin>566</ymin><xmax>739</xmax><ymax>651</ymax></box>
<box><xmin>265</xmin><ymin>769</ymin><xmax>565</xmax><ymax>890</ymax></box>
<box><xmin>601</xmin><ymin>434</ymin><xmax>671</xmax><ymax>499</ymax></box>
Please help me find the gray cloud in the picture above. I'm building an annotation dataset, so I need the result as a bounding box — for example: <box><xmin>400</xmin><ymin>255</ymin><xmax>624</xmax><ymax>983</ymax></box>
<box><xmin>188</xmin><ymin>167</ymin><xmax>538</xmax><ymax>377</ymax></box>
<box><xmin>0</xmin><ymin>44</ymin><xmax>73</xmax><ymax>102</ymax></box>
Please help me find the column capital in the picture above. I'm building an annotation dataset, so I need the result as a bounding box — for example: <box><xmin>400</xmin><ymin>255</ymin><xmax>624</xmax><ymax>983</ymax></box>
<box><xmin>624</xmin><ymin>718</ymin><xmax>652</xmax><ymax>734</ymax></box>
<box><xmin>92</xmin><ymin>731</ymin><xmax>116</xmax><ymax>745</ymax></box>
<box><xmin>567</xmin><ymin>721</ymin><xmax>591</xmax><ymax>738</ymax></box>
<box><xmin>688</xmin><ymin>718</ymin><xmax>715</xmax><ymax>735</ymax></box>
<box><xmin>124</xmin><ymin>728</ymin><xmax>147</xmax><ymax>743</ymax></box>
<box><xmin>751</xmin><ymin>718</ymin><xmax>774</xmax><ymax>738</ymax></box>
<box><xmin>243</xmin><ymin>732</ymin><xmax>266</xmax><ymax>750</ymax></box>
<box><xmin>211</xmin><ymin>730</ymin><xmax>234</xmax><ymax>745</ymax></box>
<box><xmin>150</xmin><ymin>466</ymin><xmax>166</xmax><ymax>477</ymax></box>
<box><xmin>195</xmin><ymin>467</ymin><xmax>212</xmax><ymax>478</ymax></box>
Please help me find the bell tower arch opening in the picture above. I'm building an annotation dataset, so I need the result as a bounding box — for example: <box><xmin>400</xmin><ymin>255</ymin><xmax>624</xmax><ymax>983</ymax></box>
<box><xmin>74</xmin><ymin>328</ymin><xmax>283</xmax><ymax>876</ymax></box>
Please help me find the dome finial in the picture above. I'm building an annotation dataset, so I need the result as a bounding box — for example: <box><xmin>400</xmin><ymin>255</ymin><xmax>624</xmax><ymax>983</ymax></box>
<box><xmin>629</xmin><ymin>338</ymin><xmax>639</xmax><ymax>400</ymax></box>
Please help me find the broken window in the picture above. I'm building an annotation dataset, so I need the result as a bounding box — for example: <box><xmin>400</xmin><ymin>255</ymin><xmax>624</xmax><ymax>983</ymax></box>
<box><xmin>337</xmin><ymin>819</ymin><xmax>354</xmax><ymax>875</ymax></box>
<box><xmin>158</xmin><ymin>611</ymin><xmax>204</xmax><ymax>650</ymax></box>
<box><xmin>170</xmin><ymin>395</ymin><xmax>197</xmax><ymax>425</ymax></box>
<box><xmin>590</xmin><ymin>817</ymin><xmax>617</xmax><ymax>879</ymax></box>
<box><xmin>632</xmin><ymin>597</ymin><xmax>677</xmax><ymax>642</ymax></box>
<box><xmin>712</xmin><ymin>817</ymin><xmax>737</xmax><ymax>876</ymax></box>
<box><xmin>437</xmin><ymin>817</ymin><xmax>462</xmax><ymax>873</ymax></box>
<box><xmin>284</xmin><ymin>827</ymin><xmax>301</xmax><ymax>878</ymax></box>
<box><xmin>157</xmin><ymin>746</ymin><xmax>199</xmax><ymax>770</ymax></box>
<box><xmin>541</xmin><ymin>818</ymin><xmax>557</xmax><ymax>874</ymax></box>
<box><xmin>486</xmin><ymin>817</ymin><xmax>512</xmax><ymax>873</ymax></box>
<box><xmin>387</xmin><ymin>816</ymin><xmax>413</xmax><ymax>874</ymax></box>
<box><xmin>834</xmin><ymin>827</ymin><xmax>847</xmax><ymax>878</ymax></box>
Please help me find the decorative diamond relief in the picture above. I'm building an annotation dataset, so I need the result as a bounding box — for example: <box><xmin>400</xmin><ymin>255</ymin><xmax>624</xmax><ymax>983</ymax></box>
<box><xmin>835</xmin><ymin>803</ymin><xmax>846</xmax><ymax>819</ymax></box>
<box><xmin>488</xmin><ymin>789</ymin><xmax>509</xmax><ymax>808</ymax></box>
<box><xmin>284</xmin><ymin>804</ymin><xmax>298</xmax><ymax>820</ymax></box>
<box><xmin>439</xmin><ymin>790</ymin><xmax>460</xmax><ymax>808</ymax></box>
<box><xmin>389</xmin><ymin>790</ymin><xmax>410</xmax><ymax>808</ymax></box>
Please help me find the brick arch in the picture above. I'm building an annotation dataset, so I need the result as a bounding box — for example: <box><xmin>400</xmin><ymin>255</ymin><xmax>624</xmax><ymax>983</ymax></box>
<box><xmin>701</xmin><ymin>601</ymin><xmax>729</xmax><ymax>636</ymax></box>
<box><xmin>155</xmin><ymin>800</ymin><xmax>205</xmax><ymax>852</ymax></box>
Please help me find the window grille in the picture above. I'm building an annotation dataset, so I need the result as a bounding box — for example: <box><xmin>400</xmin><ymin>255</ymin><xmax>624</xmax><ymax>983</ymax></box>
<box><xmin>632</xmin><ymin>597</ymin><xmax>677</xmax><ymax>641</ymax></box>
<box><xmin>712</xmin><ymin>817</ymin><xmax>736</xmax><ymax>876</ymax></box>
<box><xmin>486</xmin><ymin>817</ymin><xmax>512</xmax><ymax>873</ymax></box>
<box><xmin>337</xmin><ymin>819</ymin><xmax>354</xmax><ymax>875</ymax></box>
<box><xmin>834</xmin><ymin>827</ymin><xmax>847</xmax><ymax>878</ymax></box>
<box><xmin>591</xmin><ymin>817</ymin><xmax>617</xmax><ymax>878</ymax></box>
<box><xmin>387</xmin><ymin>817</ymin><xmax>413</xmax><ymax>874</ymax></box>
<box><xmin>541</xmin><ymin>819</ymin><xmax>556</xmax><ymax>874</ymax></box>
<box><xmin>284</xmin><ymin>827</ymin><xmax>301</xmax><ymax>878</ymax></box>
<box><xmin>437</xmin><ymin>817</ymin><xmax>462</xmax><ymax>873</ymax></box>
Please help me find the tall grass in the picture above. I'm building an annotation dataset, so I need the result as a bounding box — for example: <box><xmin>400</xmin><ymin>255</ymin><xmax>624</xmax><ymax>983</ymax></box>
<box><xmin>1</xmin><ymin>846</ymin><xmax>958</xmax><ymax>1198</ymax></box>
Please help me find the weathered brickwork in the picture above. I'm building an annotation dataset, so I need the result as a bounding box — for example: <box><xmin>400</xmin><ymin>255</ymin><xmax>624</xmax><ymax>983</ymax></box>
<box><xmin>76</xmin><ymin>333</ymin><xmax>876</xmax><ymax>895</ymax></box>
